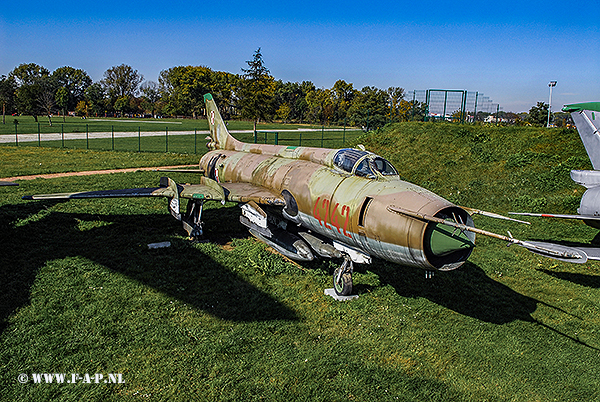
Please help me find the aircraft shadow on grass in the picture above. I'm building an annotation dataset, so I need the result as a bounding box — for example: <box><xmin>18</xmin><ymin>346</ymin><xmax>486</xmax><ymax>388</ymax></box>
<box><xmin>365</xmin><ymin>261</ymin><xmax>538</xmax><ymax>325</ymax></box>
<box><xmin>0</xmin><ymin>201</ymin><xmax>299</xmax><ymax>334</ymax></box>
<box><xmin>538</xmin><ymin>269</ymin><xmax>600</xmax><ymax>289</ymax></box>
<box><xmin>522</xmin><ymin>236</ymin><xmax>600</xmax><ymax>289</ymax></box>
<box><xmin>3</xmin><ymin>201</ymin><xmax>592</xmax><ymax>349</ymax></box>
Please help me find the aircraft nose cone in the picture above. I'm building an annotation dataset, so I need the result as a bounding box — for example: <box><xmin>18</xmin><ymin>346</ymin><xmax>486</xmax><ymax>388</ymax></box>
<box><xmin>427</xmin><ymin>221</ymin><xmax>475</xmax><ymax>257</ymax></box>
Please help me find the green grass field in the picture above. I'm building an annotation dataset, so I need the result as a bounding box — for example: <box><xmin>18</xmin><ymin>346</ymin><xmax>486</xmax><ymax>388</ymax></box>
<box><xmin>1</xmin><ymin>123</ymin><xmax>600</xmax><ymax>401</ymax></box>
<box><xmin>1</xmin><ymin>115</ymin><xmax>348</xmax><ymax>136</ymax></box>
<box><xmin>1</xmin><ymin>115</ymin><xmax>361</xmax><ymax>153</ymax></box>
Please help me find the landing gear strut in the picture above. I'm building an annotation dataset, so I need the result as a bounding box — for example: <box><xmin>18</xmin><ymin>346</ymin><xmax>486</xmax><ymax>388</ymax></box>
<box><xmin>182</xmin><ymin>199</ymin><xmax>204</xmax><ymax>240</ymax></box>
<box><xmin>333</xmin><ymin>255</ymin><xmax>354</xmax><ymax>296</ymax></box>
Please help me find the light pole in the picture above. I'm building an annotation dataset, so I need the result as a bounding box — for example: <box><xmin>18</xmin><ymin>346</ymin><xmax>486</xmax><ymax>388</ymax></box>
<box><xmin>547</xmin><ymin>81</ymin><xmax>557</xmax><ymax>127</ymax></box>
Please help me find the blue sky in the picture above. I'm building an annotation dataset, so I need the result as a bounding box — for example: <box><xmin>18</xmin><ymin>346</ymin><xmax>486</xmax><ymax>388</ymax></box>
<box><xmin>1</xmin><ymin>0</ymin><xmax>598</xmax><ymax>112</ymax></box>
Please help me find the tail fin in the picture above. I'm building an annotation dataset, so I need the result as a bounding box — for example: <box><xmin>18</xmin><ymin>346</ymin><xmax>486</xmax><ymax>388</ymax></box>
<box><xmin>563</xmin><ymin>102</ymin><xmax>600</xmax><ymax>170</ymax></box>
<box><xmin>203</xmin><ymin>93</ymin><xmax>242</xmax><ymax>151</ymax></box>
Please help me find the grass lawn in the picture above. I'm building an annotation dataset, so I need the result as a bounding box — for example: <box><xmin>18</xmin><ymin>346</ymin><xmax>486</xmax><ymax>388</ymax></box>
<box><xmin>1</xmin><ymin>123</ymin><xmax>600</xmax><ymax>401</ymax></box>
<box><xmin>1</xmin><ymin>115</ymin><xmax>349</xmax><ymax>136</ymax></box>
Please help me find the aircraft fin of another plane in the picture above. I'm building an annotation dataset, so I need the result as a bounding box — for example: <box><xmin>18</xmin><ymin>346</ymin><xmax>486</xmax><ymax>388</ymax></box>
<box><xmin>204</xmin><ymin>93</ymin><xmax>243</xmax><ymax>151</ymax></box>
<box><xmin>563</xmin><ymin>102</ymin><xmax>600</xmax><ymax>170</ymax></box>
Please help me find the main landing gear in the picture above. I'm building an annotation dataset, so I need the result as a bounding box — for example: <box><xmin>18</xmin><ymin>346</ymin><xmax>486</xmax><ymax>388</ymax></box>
<box><xmin>333</xmin><ymin>255</ymin><xmax>354</xmax><ymax>296</ymax></box>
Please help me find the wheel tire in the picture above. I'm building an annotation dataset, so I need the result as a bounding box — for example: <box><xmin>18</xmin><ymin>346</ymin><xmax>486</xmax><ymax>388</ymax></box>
<box><xmin>333</xmin><ymin>267</ymin><xmax>353</xmax><ymax>296</ymax></box>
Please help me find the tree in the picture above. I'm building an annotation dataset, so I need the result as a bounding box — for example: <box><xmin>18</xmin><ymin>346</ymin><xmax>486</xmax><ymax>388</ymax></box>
<box><xmin>276</xmin><ymin>103</ymin><xmax>291</xmax><ymax>122</ymax></box>
<box><xmin>75</xmin><ymin>100</ymin><xmax>88</xmax><ymax>117</ymax></box>
<box><xmin>305</xmin><ymin>88</ymin><xmax>333</xmax><ymax>124</ymax></box>
<box><xmin>55</xmin><ymin>87</ymin><xmax>69</xmax><ymax>122</ymax></box>
<box><xmin>527</xmin><ymin>102</ymin><xmax>549</xmax><ymax>126</ymax></box>
<box><xmin>140</xmin><ymin>81</ymin><xmax>161</xmax><ymax>117</ymax></box>
<box><xmin>0</xmin><ymin>75</ymin><xmax>16</xmax><ymax>124</ymax></box>
<box><xmin>38</xmin><ymin>76</ymin><xmax>57</xmax><ymax>125</ymax></box>
<box><xmin>158</xmin><ymin>66</ymin><xmax>215</xmax><ymax>118</ymax></box>
<box><xmin>331</xmin><ymin>80</ymin><xmax>356</xmax><ymax>124</ymax></box>
<box><xmin>9</xmin><ymin>63</ymin><xmax>50</xmax><ymax>121</ymax></box>
<box><xmin>51</xmin><ymin>66</ymin><xmax>92</xmax><ymax>111</ymax></box>
<box><xmin>84</xmin><ymin>83</ymin><xmax>106</xmax><ymax>117</ymax></box>
<box><xmin>387</xmin><ymin>87</ymin><xmax>405</xmax><ymax>123</ymax></box>
<box><xmin>101</xmin><ymin>64</ymin><xmax>144</xmax><ymax>110</ymax></box>
<box><xmin>114</xmin><ymin>96</ymin><xmax>132</xmax><ymax>117</ymax></box>
<box><xmin>347</xmin><ymin>86</ymin><xmax>389</xmax><ymax>130</ymax></box>
<box><xmin>210</xmin><ymin>71</ymin><xmax>240</xmax><ymax>119</ymax></box>
<box><xmin>398</xmin><ymin>99</ymin><xmax>426</xmax><ymax>122</ymax></box>
<box><xmin>552</xmin><ymin>111</ymin><xmax>573</xmax><ymax>128</ymax></box>
<box><xmin>273</xmin><ymin>80</ymin><xmax>314</xmax><ymax>124</ymax></box>
<box><xmin>238</xmin><ymin>48</ymin><xmax>276</xmax><ymax>130</ymax></box>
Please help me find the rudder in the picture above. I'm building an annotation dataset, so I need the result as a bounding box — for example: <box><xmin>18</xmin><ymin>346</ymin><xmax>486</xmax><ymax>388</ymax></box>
<box><xmin>204</xmin><ymin>93</ymin><xmax>242</xmax><ymax>151</ymax></box>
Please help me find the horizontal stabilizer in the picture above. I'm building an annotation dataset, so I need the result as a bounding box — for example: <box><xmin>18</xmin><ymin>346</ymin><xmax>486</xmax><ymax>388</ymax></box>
<box><xmin>515</xmin><ymin>241</ymin><xmax>588</xmax><ymax>263</ymax></box>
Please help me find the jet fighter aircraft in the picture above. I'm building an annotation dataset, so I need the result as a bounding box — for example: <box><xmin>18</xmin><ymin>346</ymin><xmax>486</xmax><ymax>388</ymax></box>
<box><xmin>510</xmin><ymin>102</ymin><xmax>600</xmax><ymax>261</ymax></box>
<box><xmin>23</xmin><ymin>94</ymin><xmax>584</xmax><ymax>295</ymax></box>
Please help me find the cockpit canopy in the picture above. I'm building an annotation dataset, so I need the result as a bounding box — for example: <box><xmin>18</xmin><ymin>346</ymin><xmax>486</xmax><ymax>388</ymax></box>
<box><xmin>333</xmin><ymin>148</ymin><xmax>398</xmax><ymax>178</ymax></box>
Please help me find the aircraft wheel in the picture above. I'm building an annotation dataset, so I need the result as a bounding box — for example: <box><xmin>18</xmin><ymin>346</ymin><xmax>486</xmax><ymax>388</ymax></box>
<box><xmin>333</xmin><ymin>260</ymin><xmax>353</xmax><ymax>296</ymax></box>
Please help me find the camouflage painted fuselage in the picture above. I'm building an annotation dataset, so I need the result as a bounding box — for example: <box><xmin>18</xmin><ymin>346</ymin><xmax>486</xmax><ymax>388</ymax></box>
<box><xmin>200</xmin><ymin>101</ymin><xmax>474</xmax><ymax>270</ymax></box>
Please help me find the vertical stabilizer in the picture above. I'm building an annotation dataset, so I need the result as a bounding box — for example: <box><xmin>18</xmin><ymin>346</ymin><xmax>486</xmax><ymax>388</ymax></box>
<box><xmin>203</xmin><ymin>93</ymin><xmax>242</xmax><ymax>151</ymax></box>
<box><xmin>563</xmin><ymin>102</ymin><xmax>600</xmax><ymax>170</ymax></box>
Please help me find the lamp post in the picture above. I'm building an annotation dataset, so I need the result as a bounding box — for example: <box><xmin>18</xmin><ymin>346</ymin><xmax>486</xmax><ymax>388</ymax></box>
<box><xmin>547</xmin><ymin>81</ymin><xmax>557</xmax><ymax>127</ymax></box>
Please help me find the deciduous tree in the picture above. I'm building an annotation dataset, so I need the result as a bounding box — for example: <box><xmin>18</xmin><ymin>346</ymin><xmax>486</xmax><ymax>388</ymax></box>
<box><xmin>9</xmin><ymin>63</ymin><xmax>50</xmax><ymax>121</ymax></box>
<box><xmin>527</xmin><ymin>102</ymin><xmax>549</xmax><ymax>127</ymax></box>
<box><xmin>51</xmin><ymin>66</ymin><xmax>92</xmax><ymax>111</ymax></box>
<box><xmin>140</xmin><ymin>81</ymin><xmax>161</xmax><ymax>117</ymax></box>
<box><xmin>101</xmin><ymin>64</ymin><xmax>144</xmax><ymax>109</ymax></box>
<box><xmin>84</xmin><ymin>83</ymin><xmax>106</xmax><ymax>117</ymax></box>
<box><xmin>0</xmin><ymin>75</ymin><xmax>16</xmax><ymax>124</ymax></box>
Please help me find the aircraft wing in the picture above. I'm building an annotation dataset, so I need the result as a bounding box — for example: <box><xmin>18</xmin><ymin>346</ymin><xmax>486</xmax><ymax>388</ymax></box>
<box><xmin>509</xmin><ymin>212</ymin><xmax>600</xmax><ymax>221</ymax></box>
<box><xmin>22</xmin><ymin>176</ymin><xmax>285</xmax><ymax>206</ymax></box>
<box><xmin>23</xmin><ymin>176</ymin><xmax>285</xmax><ymax>239</ymax></box>
<box><xmin>220</xmin><ymin>182</ymin><xmax>285</xmax><ymax>206</ymax></box>
<box><xmin>22</xmin><ymin>176</ymin><xmax>226</xmax><ymax>202</ymax></box>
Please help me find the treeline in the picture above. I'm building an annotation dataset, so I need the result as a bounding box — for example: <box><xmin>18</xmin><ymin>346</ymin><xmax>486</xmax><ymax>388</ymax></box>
<box><xmin>0</xmin><ymin>49</ymin><xmax>427</xmax><ymax>128</ymax></box>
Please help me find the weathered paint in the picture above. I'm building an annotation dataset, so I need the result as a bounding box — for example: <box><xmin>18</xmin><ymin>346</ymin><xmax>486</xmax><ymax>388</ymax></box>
<box><xmin>203</xmin><ymin>93</ymin><xmax>474</xmax><ymax>270</ymax></box>
<box><xmin>22</xmin><ymin>95</ymin><xmax>477</xmax><ymax>272</ymax></box>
